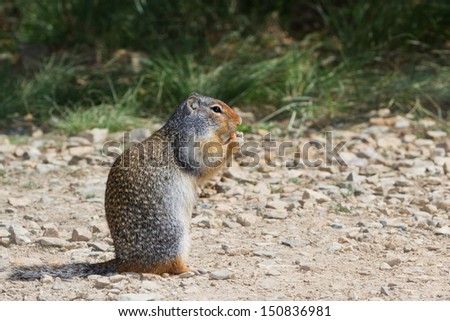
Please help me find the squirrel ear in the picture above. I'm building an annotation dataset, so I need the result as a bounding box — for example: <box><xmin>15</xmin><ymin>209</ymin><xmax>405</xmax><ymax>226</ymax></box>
<box><xmin>187</xmin><ymin>93</ymin><xmax>200</xmax><ymax>110</ymax></box>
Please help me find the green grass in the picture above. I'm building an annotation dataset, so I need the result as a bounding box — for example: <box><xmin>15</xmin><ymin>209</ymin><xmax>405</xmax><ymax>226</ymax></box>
<box><xmin>1</xmin><ymin>0</ymin><xmax>449</xmax><ymax>134</ymax></box>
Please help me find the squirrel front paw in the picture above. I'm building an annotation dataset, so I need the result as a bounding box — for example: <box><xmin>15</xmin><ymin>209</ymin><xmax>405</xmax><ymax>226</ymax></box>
<box><xmin>226</xmin><ymin>131</ymin><xmax>243</xmax><ymax>156</ymax></box>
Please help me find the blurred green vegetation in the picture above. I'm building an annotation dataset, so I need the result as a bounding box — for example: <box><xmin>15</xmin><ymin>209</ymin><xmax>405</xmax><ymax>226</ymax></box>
<box><xmin>0</xmin><ymin>0</ymin><xmax>449</xmax><ymax>134</ymax></box>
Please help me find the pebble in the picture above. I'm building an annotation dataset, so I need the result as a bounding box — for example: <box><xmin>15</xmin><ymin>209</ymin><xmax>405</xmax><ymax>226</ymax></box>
<box><xmin>330</xmin><ymin>223</ymin><xmax>343</xmax><ymax>229</ymax></box>
<box><xmin>68</xmin><ymin>136</ymin><xmax>92</xmax><ymax>146</ymax></box>
<box><xmin>327</xmin><ymin>242</ymin><xmax>343</xmax><ymax>253</ymax></box>
<box><xmin>71</xmin><ymin>227</ymin><xmax>92</xmax><ymax>242</ymax></box>
<box><xmin>94</xmin><ymin>277</ymin><xmax>111</xmax><ymax>289</ymax></box>
<box><xmin>8</xmin><ymin>197</ymin><xmax>31</xmax><ymax>207</ymax></box>
<box><xmin>263</xmin><ymin>210</ymin><xmax>288</xmax><ymax>219</ymax></box>
<box><xmin>8</xmin><ymin>225</ymin><xmax>31</xmax><ymax>245</ymax></box>
<box><xmin>210</xmin><ymin>270</ymin><xmax>233</xmax><ymax>280</ymax></box>
<box><xmin>253</xmin><ymin>182</ymin><xmax>271</xmax><ymax>195</ymax></box>
<box><xmin>36</xmin><ymin>164</ymin><xmax>57</xmax><ymax>174</ymax></box>
<box><xmin>426</xmin><ymin>130</ymin><xmax>447</xmax><ymax>139</ymax></box>
<box><xmin>79</xmin><ymin>128</ymin><xmax>109</xmax><ymax>143</ymax></box>
<box><xmin>178</xmin><ymin>271</ymin><xmax>196</xmax><ymax>279</ymax></box>
<box><xmin>435</xmin><ymin>226</ymin><xmax>450</xmax><ymax>236</ymax></box>
<box><xmin>40</xmin><ymin>275</ymin><xmax>54</xmax><ymax>283</ymax></box>
<box><xmin>380</xmin><ymin>286</ymin><xmax>390</xmax><ymax>296</ymax></box>
<box><xmin>253</xmin><ymin>251</ymin><xmax>276</xmax><ymax>258</ymax></box>
<box><xmin>38</xmin><ymin>237</ymin><xmax>71</xmax><ymax>248</ymax></box>
<box><xmin>141</xmin><ymin>280</ymin><xmax>160</xmax><ymax>290</ymax></box>
<box><xmin>88</xmin><ymin>242</ymin><xmax>110</xmax><ymax>252</ymax></box>
<box><xmin>379</xmin><ymin>262</ymin><xmax>392</xmax><ymax>270</ymax></box>
<box><xmin>385</xmin><ymin>258</ymin><xmax>401</xmax><ymax>267</ymax></box>
<box><xmin>436</xmin><ymin>200</ymin><xmax>450</xmax><ymax>210</ymax></box>
<box><xmin>222</xmin><ymin>221</ymin><xmax>241</xmax><ymax>229</ymax></box>
<box><xmin>302</xmin><ymin>189</ymin><xmax>331</xmax><ymax>203</ymax></box>
<box><xmin>117</xmin><ymin>293</ymin><xmax>159</xmax><ymax>301</ymax></box>
<box><xmin>281</xmin><ymin>239</ymin><xmax>310</xmax><ymax>247</ymax></box>
<box><xmin>68</xmin><ymin>146</ymin><xmax>95</xmax><ymax>156</ymax></box>
<box><xmin>42</xmin><ymin>223</ymin><xmax>59</xmax><ymax>238</ymax></box>
<box><xmin>205</xmin><ymin>219</ymin><xmax>222</xmax><ymax>228</ymax></box>
<box><xmin>52</xmin><ymin>278</ymin><xmax>65</xmax><ymax>290</ymax></box>
<box><xmin>266</xmin><ymin>200</ymin><xmax>288</xmax><ymax>210</ymax></box>
<box><xmin>109</xmin><ymin>275</ymin><xmax>128</xmax><ymax>283</ymax></box>
<box><xmin>264</xmin><ymin>269</ymin><xmax>281</xmax><ymax>276</ymax></box>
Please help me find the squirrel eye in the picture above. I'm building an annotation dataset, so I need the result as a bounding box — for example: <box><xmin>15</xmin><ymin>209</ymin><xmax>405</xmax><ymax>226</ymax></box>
<box><xmin>210</xmin><ymin>105</ymin><xmax>222</xmax><ymax>113</ymax></box>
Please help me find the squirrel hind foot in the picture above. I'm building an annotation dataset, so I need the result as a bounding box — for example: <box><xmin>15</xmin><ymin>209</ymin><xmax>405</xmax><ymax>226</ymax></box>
<box><xmin>118</xmin><ymin>257</ymin><xmax>191</xmax><ymax>275</ymax></box>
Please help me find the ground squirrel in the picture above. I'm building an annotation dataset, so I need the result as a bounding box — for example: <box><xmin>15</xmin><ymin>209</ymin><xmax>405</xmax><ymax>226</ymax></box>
<box><xmin>8</xmin><ymin>93</ymin><xmax>243</xmax><ymax>279</ymax></box>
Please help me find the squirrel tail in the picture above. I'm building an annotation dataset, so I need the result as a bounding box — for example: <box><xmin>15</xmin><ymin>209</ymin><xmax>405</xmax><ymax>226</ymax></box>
<box><xmin>6</xmin><ymin>259</ymin><xmax>119</xmax><ymax>280</ymax></box>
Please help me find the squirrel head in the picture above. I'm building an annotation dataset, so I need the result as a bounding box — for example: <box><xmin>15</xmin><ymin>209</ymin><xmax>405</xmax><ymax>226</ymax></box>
<box><xmin>175</xmin><ymin>92</ymin><xmax>242</xmax><ymax>144</ymax></box>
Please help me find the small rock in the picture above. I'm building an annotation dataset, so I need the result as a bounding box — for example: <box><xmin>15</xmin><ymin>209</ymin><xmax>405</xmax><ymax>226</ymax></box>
<box><xmin>253</xmin><ymin>182</ymin><xmax>271</xmax><ymax>195</ymax></box>
<box><xmin>302</xmin><ymin>189</ymin><xmax>331</xmax><ymax>203</ymax></box>
<box><xmin>377</xmin><ymin>108</ymin><xmax>391</xmax><ymax>117</ymax></box>
<box><xmin>377</xmin><ymin>136</ymin><xmax>402</xmax><ymax>149</ymax></box>
<box><xmin>426</xmin><ymin>130</ymin><xmax>447</xmax><ymax>139</ymax></box>
<box><xmin>327</xmin><ymin>242</ymin><xmax>343</xmax><ymax>253</ymax></box>
<box><xmin>0</xmin><ymin>229</ymin><xmax>10</xmax><ymax>238</ymax></box>
<box><xmin>91</xmin><ymin>222</ymin><xmax>109</xmax><ymax>234</ymax></box>
<box><xmin>117</xmin><ymin>293</ymin><xmax>158</xmax><ymax>301</ymax></box>
<box><xmin>191</xmin><ymin>216</ymin><xmax>209</xmax><ymax>225</ymax></box>
<box><xmin>178</xmin><ymin>271</ymin><xmax>196</xmax><ymax>279</ymax></box>
<box><xmin>395</xmin><ymin>119</ymin><xmax>410</xmax><ymax>128</ymax></box>
<box><xmin>253</xmin><ymin>251</ymin><xmax>276</xmax><ymax>258</ymax></box>
<box><xmin>346</xmin><ymin>172</ymin><xmax>361</xmax><ymax>182</ymax></box>
<box><xmin>379</xmin><ymin>262</ymin><xmax>392</xmax><ymax>270</ymax></box>
<box><xmin>266</xmin><ymin>200</ymin><xmax>288</xmax><ymax>210</ymax></box>
<box><xmin>94</xmin><ymin>277</ymin><xmax>111</xmax><ymax>289</ymax></box>
<box><xmin>68</xmin><ymin>146</ymin><xmax>95</xmax><ymax>156</ymax></box>
<box><xmin>224</xmin><ymin>166</ymin><xmax>255</xmax><ymax>184</ymax></box>
<box><xmin>8</xmin><ymin>197</ymin><xmax>31</xmax><ymax>207</ymax></box>
<box><xmin>109</xmin><ymin>275</ymin><xmax>127</xmax><ymax>283</ymax></box>
<box><xmin>35</xmin><ymin>164</ymin><xmax>57</xmax><ymax>174</ymax></box>
<box><xmin>141</xmin><ymin>280</ymin><xmax>160</xmax><ymax>290</ymax></box>
<box><xmin>222</xmin><ymin>221</ymin><xmax>241</xmax><ymax>229</ymax></box>
<box><xmin>380</xmin><ymin>286</ymin><xmax>390</xmax><ymax>296</ymax></box>
<box><xmin>394</xmin><ymin>180</ymin><xmax>413</xmax><ymax>187</ymax></box>
<box><xmin>88</xmin><ymin>242</ymin><xmax>110</xmax><ymax>252</ymax></box>
<box><xmin>436</xmin><ymin>200</ymin><xmax>450</xmax><ymax>210</ymax></box>
<box><xmin>79</xmin><ymin>128</ymin><xmax>109</xmax><ymax>143</ymax></box>
<box><xmin>38</xmin><ymin>237</ymin><xmax>70</xmax><ymax>248</ymax></box>
<box><xmin>71</xmin><ymin>227</ymin><xmax>92</xmax><ymax>242</ymax></box>
<box><xmin>385</xmin><ymin>258</ymin><xmax>401</xmax><ymax>267</ymax></box>
<box><xmin>236</xmin><ymin>213</ymin><xmax>259</xmax><ymax>227</ymax></box>
<box><xmin>415</xmin><ymin>139</ymin><xmax>434</xmax><ymax>147</ymax></box>
<box><xmin>210</xmin><ymin>269</ymin><xmax>233</xmax><ymax>280</ymax></box>
<box><xmin>42</xmin><ymin>223</ymin><xmax>59</xmax><ymax>238</ymax></box>
<box><xmin>40</xmin><ymin>275</ymin><xmax>54</xmax><ymax>283</ymax></box>
<box><xmin>330</xmin><ymin>223</ymin><xmax>343</xmax><ymax>229</ymax></box>
<box><xmin>52</xmin><ymin>279</ymin><xmax>65</xmax><ymax>290</ymax></box>
<box><xmin>281</xmin><ymin>239</ymin><xmax>310</xmax><ymax>247</ymax></box>
<box><xmin>263</xmin><ymin>210</ymin><xmax>288</xmax><ymax>219</ymax></box>
<box><xmin>264</xmin><ymin>269</ymin><xmax>281</xmax><ymax>276</ymax></box>
<box><xmin>205</xmin><ymin>219</ymin><xmax>222</xmax><ymax>229</ymax></box>
<box><xmin>68</xmin><ymin>136</ymin><xmax>92</xmax><ymax>146</ymax></box>
<box><xmin>8</xmin><ymin>225</ymin><xmax>31</xmax><ymax>245</ymax></box>
<box><xmin>435</xmin><ymin>226</ymin><xmax>450</xmax><ymax>236</ymax></box>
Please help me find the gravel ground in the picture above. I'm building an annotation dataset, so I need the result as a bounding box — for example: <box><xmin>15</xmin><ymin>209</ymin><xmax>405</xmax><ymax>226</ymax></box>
<box><xmin>0</xmin><ymin>109</ymin><xmax>449</xmax><ymax>301</ymax></box>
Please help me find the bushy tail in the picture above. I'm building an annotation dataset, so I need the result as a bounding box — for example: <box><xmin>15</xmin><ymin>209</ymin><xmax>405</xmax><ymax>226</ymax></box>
<box><xmin>6</xmin><ymin>259</ymin><xmax>119</xmax><ymax>280</ymax></box>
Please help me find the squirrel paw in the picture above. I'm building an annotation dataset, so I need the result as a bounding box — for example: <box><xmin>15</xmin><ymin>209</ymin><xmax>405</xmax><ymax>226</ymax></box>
<box><xmin>227</xmin><ymin>131</ymin><xmax>244</xmax><ymax>148</ymax></box>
